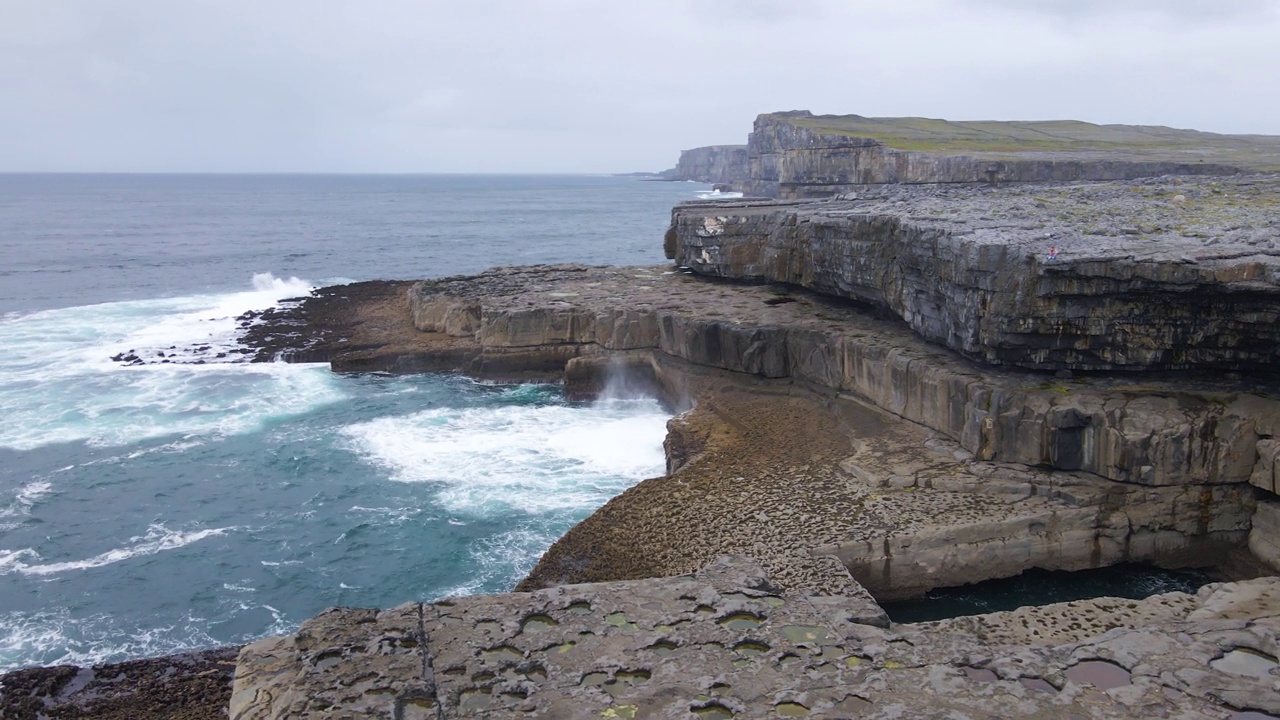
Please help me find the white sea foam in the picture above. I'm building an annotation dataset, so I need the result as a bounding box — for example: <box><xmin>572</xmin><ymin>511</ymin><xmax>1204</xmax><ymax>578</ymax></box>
<box><xmin>0</xmin><ymin>524</ymin><xmax>233</xmax><ymax>577</ymax></box>
<box><xmin>433</xmin><ymin>526</ymin><xmax>556</xmax><ymax>599</ymax></box>
<box><xmin>695</xmin><ymin>189</ymin><xmax>744</xmax><ymax>200</ymax></box>
<box><xmin>341</xmin><ymin>398</ymin><xmax>669</xmax><ymax>515</ymax></box>
<box><xmin>0</xmin><ymin>481</ymin><xmax>54</xmax><ymax>530</ymax></box>
<box><xmin>0</xmin><ymin>548</ymin><xmax>38</xmax><ymax>573</ymax></box>
<box><xmin>0</xmin><ymin>274</ymin><xmax>345</xmax><ymax>451</ymax></box>
<box><xmin>0</xmin><ymin>604</ymin><xmax>290</xmax><ymax>672</ymax></box>
<box><xmin>14</xmin><ymin>481</ymin><xmax>53</xmax><ymax>506</ymax></box>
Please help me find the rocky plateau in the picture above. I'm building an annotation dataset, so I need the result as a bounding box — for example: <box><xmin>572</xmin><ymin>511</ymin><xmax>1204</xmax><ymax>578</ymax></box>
<box><xmin>217</xmin><ymin>181</ymin><xmax>1280</xmax><ymax>714</ymax></box>
<box><xmin>9</xmin><ymin>117</ymin><xmax>1280</xmax><ymax>717</ymax></box>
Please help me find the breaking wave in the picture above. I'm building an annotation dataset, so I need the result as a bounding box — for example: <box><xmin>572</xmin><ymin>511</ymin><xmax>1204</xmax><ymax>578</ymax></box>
<box><xmin>0</xmin><ymin>273</ymin><xmax>344</xmax><ymax>451</ymax></box>
<box><xmin>0</xmin><ymin>524</ymin><xmax>234</xmax><ymax>577</ymax></box>
<box><xmin>341</xmin><ymin>398</ymin><xmax>669</xmax><ymax>515</ymax></box>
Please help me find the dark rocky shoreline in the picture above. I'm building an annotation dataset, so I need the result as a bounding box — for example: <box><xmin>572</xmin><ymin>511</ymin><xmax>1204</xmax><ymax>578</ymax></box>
<box><xmin>0</xmin><ymin>647</ymin><xmax>238</xmax><ymax>720</ymax></box>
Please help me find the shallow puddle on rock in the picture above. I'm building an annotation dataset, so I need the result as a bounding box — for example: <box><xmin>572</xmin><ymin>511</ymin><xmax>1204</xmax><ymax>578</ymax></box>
<box><xmin>313</xmin><ymin>650</ymin><xmax>343</xmax><ymax>671</ymax></box>
<box><xmin>813</xmin><ymin>646</ymin><xmax>841</xmax><ymax>662</ymax></box>
<box><xmin>779</xmin><ymin>625</ymin><xmax>830</xmax><ymax>644</ymax></box>
<box><xmin>693</xmin><ymin>703</ymin><xmax>735</xmax><ymax>719</ymax></box>
<box><xmin>835</xmin><ymin>695</ymin><xmax>871</xmax><ymax>713</ymax></box>
<box><xmin>580</xmin><ymin>672</ymin><xmax>610</xmax><ymax>687</ymax></box>
<box><xmin>775</xmin><ymin>702</ymin><xmax>809</xmax><ymax>716</ymax></box>
<box><xmin>459</xmin><ymin>689</ymin><xmax>490</xmax><ymax>711</ymax></box>
<box><xmin>1211</xmin><ymin>648</ymin><xmax>1280</xmax><ymax>679</ymax></box>
<box><xmin>1020</xmin><ymin>677</ymin><xmax>1056</xmax><ymax>693</ymax></box>
<box><xmin>482</xmin><ymin>645</ymin><xmax>523</xmax><ymax>663</ymax></box>
<box><xmin>718</xmin><ymin>613</ymin><xmax>764</xmax><ymax>631</ymax></box>
<box><xmin>520</xmin><ymin>614</ymin><xmax>558</xmax><ymax>633</ymax></box>
<box><xmin>605</xmin><ymin>612</ymin><xmax>638</xmax><ymax>630</ymax></box>
<box><xmin>734</xmin><ymin>640</ymin><xmax>770</xmax><ymax>656</ymax></box>
<box><xmin>1065</xmin><ymin>660</ymin><xmax>1131</xmax><ymax>690</ymax></box>
<box><xmin>964</xmin><ymin>667</ymin><xmax>997</xmax><ymax>683</ymax></box>
<box><xmin>647</xmin><ymin>640</ymin><xmax>678</xmax><ymax>656</ymax></box>
<box><xmin>616</xmin><ymin>670</ymin><xmax>651</xmax><ymax>685</ymax></box>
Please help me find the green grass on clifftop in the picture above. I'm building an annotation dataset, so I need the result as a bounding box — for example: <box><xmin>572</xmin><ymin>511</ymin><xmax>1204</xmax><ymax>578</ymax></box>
<box><xmin>781</xmin><ymin>114</ymin><xmax>1280</xmax><ymax>169</ymax></box>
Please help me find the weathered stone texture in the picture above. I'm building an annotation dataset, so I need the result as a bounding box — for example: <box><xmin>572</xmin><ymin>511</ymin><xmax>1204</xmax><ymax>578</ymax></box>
<box><xmin>231</xmin><ymin>556</ymin><xmax>1280</xmax><ymax>718</ymax></box>
<box><xmin>229</xmin><ymin>604</ymin><xmax>432</xmax><ymax>719</ymax></box>
<box><xmin>1253</xmin><ymin>502</ymin><xmax>1280</xmax><ymax>572</ymax></box>
<box><xmin>667</xmin><ymin>176</ymin><xmax>1280</xmax><ymax>372</ymax></box>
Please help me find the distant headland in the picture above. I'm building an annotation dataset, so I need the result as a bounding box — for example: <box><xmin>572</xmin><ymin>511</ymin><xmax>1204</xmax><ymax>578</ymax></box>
<box><xmin>662</xmin><ymin>110</ymin><xmax>1280</xmax><ymax>197</ymax></box>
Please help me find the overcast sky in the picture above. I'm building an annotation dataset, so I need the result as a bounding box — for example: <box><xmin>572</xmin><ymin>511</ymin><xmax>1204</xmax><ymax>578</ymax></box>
<box><xmin>2</xmin><ymin>0</ymin><xmax>1278</xmax><ymax>173</ymax></box>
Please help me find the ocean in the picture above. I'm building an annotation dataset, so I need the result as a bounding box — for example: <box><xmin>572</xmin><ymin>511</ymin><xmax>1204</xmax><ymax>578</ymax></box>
<box><xmin>0</xmin><ymin>174</ymin><xmax>712</xmax><ymax>671</ymax></box>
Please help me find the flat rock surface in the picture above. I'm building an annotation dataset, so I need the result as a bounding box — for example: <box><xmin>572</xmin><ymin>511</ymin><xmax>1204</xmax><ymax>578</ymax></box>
<box><xmin>232</xmin><ymin>556</ymin><xmax>1280</xmax><ymax>718</ymax></box>
<box><xmin>713</xmin><ymin>174</ymin><xmax>1280</xmax><ymax>257</ymax></box>
<box><xmin>237</xmin><ymin>279</ymin><xmax>429</xmax><ymax>363</ymax></box>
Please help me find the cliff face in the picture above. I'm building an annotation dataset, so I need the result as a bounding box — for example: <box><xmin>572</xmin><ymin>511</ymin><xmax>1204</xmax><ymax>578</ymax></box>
<box><xmin>731</xmin><ymin>111</ymin><xmax>1280</xmax><ymax>198</ymax></box>
<box><xmin>666</xmin><ymin>175</ymin><xmax>1280</xmax><ymax>373</ymax></box>
<box><xmin>402</xmin><ymin>265</ymin><xmax>1280</xmax><ymax>495</ymax></box>
<box><xmin>669</xmin><ymin>144</ymin><xmax>749</xmax><ymax>183</ymax></box>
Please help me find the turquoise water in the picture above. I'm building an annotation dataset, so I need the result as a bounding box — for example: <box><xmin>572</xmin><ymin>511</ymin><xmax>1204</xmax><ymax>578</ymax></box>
<box><xmin>0</xmin><ymin>174</ymin><xmax>712</xmax><ymax>670</ymax></box>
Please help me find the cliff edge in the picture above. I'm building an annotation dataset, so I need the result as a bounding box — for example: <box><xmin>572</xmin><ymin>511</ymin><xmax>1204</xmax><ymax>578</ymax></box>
<box><xmin>676</xmin><ymin>110</ymin><xmax>1280</xmax><ymax>197</ymax></box>
<box><xmin>667</xmin><ymin>174</ymin><xmax>1280</xmax><ymax>372</ymax></box>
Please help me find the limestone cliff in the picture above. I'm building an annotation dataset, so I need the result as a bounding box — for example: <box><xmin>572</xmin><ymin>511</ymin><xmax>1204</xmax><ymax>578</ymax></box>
<box><xmin>667</xmin><ymin>175</ymin><xmax>1280</xmax><ymax>373</ymax></box>
<box><xmin>669</xmin><ymin>144</ymin><xmax>749</xmax><ymax>184</ymax></box>
<box><xmin>734</xmin><ymin>111</ymin><xmax>1280</xmax><ymax>197</ymax></box>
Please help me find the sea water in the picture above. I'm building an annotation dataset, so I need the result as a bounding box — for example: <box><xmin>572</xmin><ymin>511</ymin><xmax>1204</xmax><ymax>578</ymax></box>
<box><xmin>0</xmin><ymin>174</ymin><xmax>708</xmax><ymax>670</ymax></box>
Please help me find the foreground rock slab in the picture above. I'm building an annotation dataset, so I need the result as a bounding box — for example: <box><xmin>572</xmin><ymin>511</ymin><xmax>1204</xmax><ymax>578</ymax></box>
<box><xmin>231</xmin><ymin>555</ymin><xmax>1280</xmax><ymax>719</ymax></box>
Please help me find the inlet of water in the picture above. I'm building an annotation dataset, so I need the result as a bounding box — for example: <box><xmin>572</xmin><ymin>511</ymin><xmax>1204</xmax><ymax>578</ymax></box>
<box><xmin>881</xmin><ymin>564</ymin><xmax>1210</xmax><ymax>624</ymax></box>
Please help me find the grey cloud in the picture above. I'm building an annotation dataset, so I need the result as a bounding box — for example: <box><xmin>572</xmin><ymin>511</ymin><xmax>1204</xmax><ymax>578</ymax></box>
<box><xmin>972</xmin><ymin>0</ymin><xmax>1279</xmax><ymax>24</ymax></box>
<box><xmin>1</xmin><ymin>0</ymin><xmax>1278</xmax><ymax>172</ymax></box>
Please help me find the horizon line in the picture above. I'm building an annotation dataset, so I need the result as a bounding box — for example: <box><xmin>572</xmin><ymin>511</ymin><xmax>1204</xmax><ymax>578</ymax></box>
<box><xmin>0</xmin><ymin>170</ymin><xmax>675</xmax><ymax>177</ymax></box>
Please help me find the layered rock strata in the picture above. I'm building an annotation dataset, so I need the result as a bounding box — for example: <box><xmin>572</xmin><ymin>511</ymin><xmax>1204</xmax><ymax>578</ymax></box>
<box><xmin>737</xmin><ymin>111</ymin><xmax>1280</xmax><ymax>197</ymax></box>
<box><xmin>668</xmin><ymin>145</ymin><xmax>749</xmax><ymax>184</ymax></box>
<box><xmin>229</xmin><ymin>555</ymin><xmax>1280</xmax><ymax>719</ymax></box>
<box><xmin>286</xmin><ymin>264</ymin><xmax>1278</xmax><ymax>596</ymax></box>
<box><xmin>666</xmin><ymin>175</ymin><xmax>1280</xmax><ymax>372</ymax></box>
